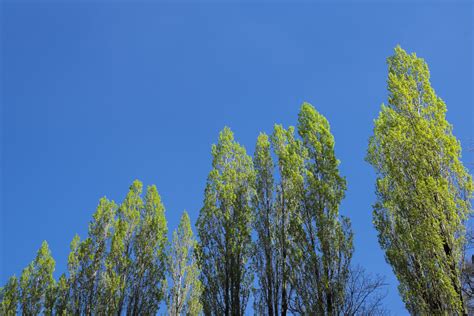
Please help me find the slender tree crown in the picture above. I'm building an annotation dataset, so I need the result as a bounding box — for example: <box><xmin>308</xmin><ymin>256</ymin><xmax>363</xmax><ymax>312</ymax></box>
<box><xmin>367</xmin><ymin>46</ymin><xmax>473</xmax><ymax>314</ymax></box>
<box><xmin>167</xmin><ymin>211</ymin><xmax>202</xmax><ymax>316</ymax></box>
<box><xmin>196</xmin><ymin>127</ymin><xmax>255</xmax><ymax>316</ymax></box>
<box><xmin>19</xmin><ymin>241</ymin><xmax>56</xmax><ymax>316</ymax></box>
<box><xmin>66</xmin><ymin>197</ymin><xmax>117</xmax><ymax>315</ymax></box>
<box><xmin>252</xmin><ymin>132</ymin><xmax>280</xmax><ymax>316</ymax></box>
<box><xmin>127</xmin><ymin>183</ymin><xmax>168</xmax><ymax>315</ymax></box>
<box><xmin>271</xmin><ymin>123</ymin><xmax>307</xmax><ymax>316</ymax></box>
<box><xmin>288</xmin><ymin>103</ymin><xmax>353</xmax><ymax>315</ymax></box>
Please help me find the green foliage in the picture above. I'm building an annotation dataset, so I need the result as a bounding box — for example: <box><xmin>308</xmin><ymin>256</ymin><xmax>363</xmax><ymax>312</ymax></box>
<box><xmin>167</xmin><ymin>211</ymin><xmax>202</xmax><ymax>316</ymax></box>
<box><xmin>196</xmin><ymin>127</ymin><xmax>255</xmax><ymax>316</ymax></box>
<box><xmin>5</xmin><ymin>47</ymin><xmax>469</xmax><ymax>315</ymax></box>
<box><xmin>0</xmin><ymin>180</ymin><xmax>172</xmax><ymax>315</ymax></box>
<box><xmin>53</xmin><ymin>274</ymin><xmax>68</xmax><ymax>315</ymax></box>
<box><xmin>79</xmin><ymin>197</ymin><xmax>117</xmax><ymax>314</ymax></box>
<box><xmin>61</xmin><ymin>197</ymin><xmax>118</xmax><ymax>315</ymax></box>
<box><xmin>367</xmin><ymin>46</ymin><xmax>474</xmax><ymax>314</ymax></box>
<box><xmin>19</xmin><ymin>241</ymin><xmax>55</xmax><ymax>315</ymax></box>
<box><xmin>251</xmin><ymin>104</ymin><xmax>358</xmax><ymax>316</ymax></box>
<box><xmin>100</xmin><ymin>180</ymin><xmax>168</xmax><ymax>315</ymax></box>
<box><xmin>252</xmin><ymin>132</ymin><xmax>281</xmax><ymax>315</ymax></box>
<box><xmin>108</xmin><ymin>180</ymin><xmax>143</xmax><ymax>314</ymax></box>
<box><xmin>271</xmin><ymin>123</ymin><xmax>307</xmax><ymax>316</ymax></box>
<box><xmin>290</xmin><ymin>103</ymin><xmax>353</xmax><ymax>315</ymax></box>
<box><xmin>0</xmin><ymin>276</ymin><xmax>19</xmax><ymax>315</ymax></box>
<box><xmin>66</xmin><ymin>234</ymin><xmax>81</xmax><ymax>314</ymax></box>
<box><xmin>127</xmin><ymin>184</ymin><xmax>168</xmax><ymax>315</ymax></box>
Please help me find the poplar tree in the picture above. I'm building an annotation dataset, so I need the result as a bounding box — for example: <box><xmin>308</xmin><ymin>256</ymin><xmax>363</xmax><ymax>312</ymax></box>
<box><xmin>67</xmin><ymin>234</ymin><xmax>82</xmax><ymax>314</ymax></box>
<box><xmin>167</xmin><ymin>211</ymin><xmax>202</xmax><ymax>316</ymax></box>
<box><xmin>19</xmin><ymin>241</ymin><xmax>56</xmax><ymax>315</ymax></box>
<box><xmin>252</xmin><ymin>133</ymin><xmax>281</xmax><ymax>316</ymax></box>
<box><xmin>196</xmin><ymin>127</ymin><xmax>255</xmax><ymax>316</ymax></box>
<box><xmin>367</xmin><ymin>46</ymin><xmax>473</xmax><ymax>314</ymax></box>
<box><xmin>106</xmin><ymin>180</ymin><xmax>143</xmax><ymax>314</ymax></box>
<box><xmin>289</xmin><ymin>103</ymin><xmax>353</xmax><ymax>315</ymax></box>
<box><xmin>127</xmin><ymin>184</ymin><xmax>168</xmax><ymax>315</ymax></box>
<box><xmin>73</xmin><ymin>197</ymin><xmax>116</xmax><ymax>315</ymax></box>
<box><xmin>271</xmin><ymin>124</ymin><xmax>306</xmax><ymax>316</ymax></box>
<box><xmin>59</xmin><ymin>198</ymin><xmax>116</xmax><ymax>315</ymax></box>
<box><xmin>0</xmin><ymin>276</ymin><xmax>19</xmax><ymax>315</ymax></box>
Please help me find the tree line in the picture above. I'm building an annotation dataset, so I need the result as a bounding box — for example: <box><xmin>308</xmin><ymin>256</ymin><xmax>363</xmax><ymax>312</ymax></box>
<box><xmin>1</xmin><ymin>46</ymin><xmax>472</xmax><ymax>315</ymax></box>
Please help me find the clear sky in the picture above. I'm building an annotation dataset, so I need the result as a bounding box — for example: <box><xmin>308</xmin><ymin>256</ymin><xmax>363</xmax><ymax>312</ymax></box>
<box><xmin>1</xmin><ymin>1</ymin><xmax>473</xmax><ymax>314</ymax></box>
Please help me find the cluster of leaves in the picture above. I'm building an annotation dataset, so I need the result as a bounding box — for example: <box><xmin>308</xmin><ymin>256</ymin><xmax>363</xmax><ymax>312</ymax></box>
<box><xmin>0</xmin><ymin>181</ymin><xmax>201</xmax><ymax>316</ymax></box>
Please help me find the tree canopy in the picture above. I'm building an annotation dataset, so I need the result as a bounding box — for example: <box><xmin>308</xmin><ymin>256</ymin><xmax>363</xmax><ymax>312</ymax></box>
<box><xmin>367</xmin><ymin>46</ymin><xmax>473</xmax><ymax>314</ymax></box>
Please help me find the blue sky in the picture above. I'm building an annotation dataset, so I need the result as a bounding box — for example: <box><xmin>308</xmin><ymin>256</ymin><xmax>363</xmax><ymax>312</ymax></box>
<box><xmin>1</xmin><ymin>2</ymin><xmax>472</xmax><ymax>314</ymax></box>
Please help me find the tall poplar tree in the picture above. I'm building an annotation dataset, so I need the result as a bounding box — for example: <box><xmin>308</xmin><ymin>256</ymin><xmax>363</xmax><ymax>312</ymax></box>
<box><xmin>367</xmin><ymin>46</ymin><xmax>473</xmax><ymax>314</ymax></box>
<box><xmin>127</xmin><ymin>184</ymin><xmax>168</xmax><ymax>315</ymax></box>
<box><xmin>72</xmin><ymin>197</ymin><xmax>117</xmax><ymax>315</ymax></box>
<box><xmin>19</xmin><ymin>241</ymin><xmax>56</xmax><ymax>315</ymax></box>
<box><xmin>196</xmin><ymin>127</ymin><xmax>255</xmax><ymax>316</ymax></box>
<box><xmin>105</xmin><ymin>180</ymin><xmax>143</xmax><ymax>315</ymax></box>
<box><xmin>289</xmin><ymin>103</ymin><xmax>353</xmax><ymax>315</ymax></box>
<box><xmin>167</xmin><ymin>211</ymin><xmax>202</xmax><ymax>316</ymax></box>
<box><xmin>271</xmin><ymin>124</ymin><xmax>306</xmax><ymax>316</ymax></box>
<box><xmin>67</xmin><ymin>234</ymin><xmax>82</xmax><ymax>314</ymax></box>
<box><xmin>252</xmin><ymin>133</ymin><xmax>281</xmax><ymax>316</ymax></box>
